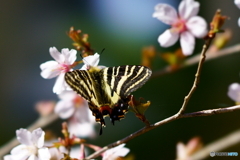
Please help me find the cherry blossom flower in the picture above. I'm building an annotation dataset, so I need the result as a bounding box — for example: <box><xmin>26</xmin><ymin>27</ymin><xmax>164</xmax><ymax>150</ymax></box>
<box><xmin>48</xmin><ymin>146</ymin><xmax>85</xmax><ymax>160</ymax></box>
<box><xmin>227</xmin><ymin>83</ymin><xmax>240</xmax><ymax>103</ymax></box>
<box><xmin>153</xmin><ymin>0</ymin><xmax>207</xmax><ymax>56</ymax></box>
<box><xmin>35</xmin><ymin>101</ymin><xmax>55</xmax><ymax>116</ymax></box>
<box><xmin>102</xmin><ymin>144</ymin><xmax>130</xmax><ymax>160</ymax></box>
<box><xmin>234</xmin><ymin>0</ymin><xmax>240</xmax><ymax>27</ymax></box>
<box><xmin>176</xmin><ymin>137</ymin><xmax>202</xmax><ymax>160</ymax></box>
<box><xmin>54</xmin><ymin>90</ymin><xmax>96</xmax><ymax>138</ymax></box>
<box><xmin>4</xmin><ymin>128</ymin><xmax>50</xmax><ymax>160</ymax></box>
<box><xmin>48</xmin><ymin>148</ymin><xmax>64</xmax><ymax>160</ymax></box>
<box><xmin>40</xmin><ymin>47</ymin><xmax>77</xmax><ymax>94</ymax></box>
<box><xmin>81</xmin><ymin>53</ymin><xmax>101</xmax><ymax>70</ymax></box>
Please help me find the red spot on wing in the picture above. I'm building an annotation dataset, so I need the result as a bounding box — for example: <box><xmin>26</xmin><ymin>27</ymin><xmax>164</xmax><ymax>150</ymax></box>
<box><xmin>99</xmin><ymin>106</ymin><xmax>112</xmax><ymax>115</ymax></box>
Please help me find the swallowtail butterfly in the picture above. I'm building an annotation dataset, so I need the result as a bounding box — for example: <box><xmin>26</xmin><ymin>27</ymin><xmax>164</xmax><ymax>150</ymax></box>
<box><xmin>65</xmin><ymin>65</ymin><xmax>152</xmax><ymax>134</ymax></box>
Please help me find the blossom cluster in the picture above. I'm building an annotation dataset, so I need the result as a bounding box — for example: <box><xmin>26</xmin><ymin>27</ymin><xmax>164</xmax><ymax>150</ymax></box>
<box><xmin>40</xmin><ymin>47</ymin><xmax>99</xmax><ymax>138</ymax></box>
<box><xmin>4</xmin><ymin>128</ymin><xmax>129</xmax><ymax>160</ymax></box>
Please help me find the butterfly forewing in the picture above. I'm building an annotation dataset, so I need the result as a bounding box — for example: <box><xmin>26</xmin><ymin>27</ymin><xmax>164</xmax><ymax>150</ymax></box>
<box><xmin>65</xmin><ymin>70</ymin><xmax>95</xmax><ymax>102</ymax></box>
<box><xmin>102</xmin><ymin>65</ymin><xmax>152</xmax><ymax>97</ymax></box>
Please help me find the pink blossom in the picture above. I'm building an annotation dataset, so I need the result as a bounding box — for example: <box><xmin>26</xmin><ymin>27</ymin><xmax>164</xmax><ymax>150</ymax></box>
<box><xmin>40</xmin><ymin>47</ymin><xmax>77</xmax><ymax>94</ymax></box>
<box><xmin>153</xmin><ymin>0</ymin><xmax>207</xmax><ymax>56</ymax></box>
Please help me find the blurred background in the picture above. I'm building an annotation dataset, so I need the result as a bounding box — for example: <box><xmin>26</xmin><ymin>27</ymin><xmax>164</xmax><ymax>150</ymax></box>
<box><xmin>1</xmin><ymin>0</ymin><xmax>240</xmax><ymax>159</ymax></box>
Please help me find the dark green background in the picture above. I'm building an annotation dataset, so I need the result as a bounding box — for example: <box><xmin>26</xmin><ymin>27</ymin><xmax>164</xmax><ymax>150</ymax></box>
<box><xmin>1</xmin><ymin>0</ymin><xmax>240</xmax><ymax>159</ymax></box>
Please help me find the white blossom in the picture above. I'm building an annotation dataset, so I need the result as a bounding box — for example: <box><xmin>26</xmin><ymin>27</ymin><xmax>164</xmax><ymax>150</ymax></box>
<box><xmin>153</xmin><ymin>0</ymin><xmax>207</xmax><ymax>56</ymax></box>
<box><xmin>55</xmin><ymin>90</ymin><xmax>96</xmax><ymax>138</ymax></box>
<box><xmin>4</xmin><ymin>128</ymin><xmax>50</xmax><ymax>160</ymax></box>
<box><xmin>48</xmin><ymin>148</ymin><xmax>64</xmax><ymax>160</ymax></box>
<box><xmin>234</xmin><ymin>0</ymin><xmax>240</xmax><ymax>27</ymax></box>
<box><xmin>40</xmin><ymin>47</ymin><xmax>77</xmax><ymax>94</ymax></box>
<box><xmin>80</xmin><ymin>53</ymin><xmax>101</xmax><ymax>70</ymax></box>
<box><xmin>227</xmin><ymin>82</ymin><xmax>240</xmax><ymax>103</ymax></box>
<box><xmin>102</xmin><ymin>144</ymin><xmax>130</xmax><ymax>160</ymax></box>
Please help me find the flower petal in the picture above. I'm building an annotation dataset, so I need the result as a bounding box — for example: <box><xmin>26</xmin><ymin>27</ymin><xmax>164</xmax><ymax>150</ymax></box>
<box><xmin>10</xmin><ymin>144</ymin><xmax>31</xmax><ymax>160</ymax></box>
<box><xmin>103</xmin><ymin>144</ymin><xmax>130</xmax><ymax>160</ymax></box>
<box><xmin>186</xmin><ymin>16</ymin><xmax>208</xmax><ymax>38</ymax></box>
<box><xmin>38</xmin><ymin>148</ymin><xmax>51</xmax><ymax>160</ymax></box>
<box><xmin>58</xmin><ymin>90</ymin><xmax>76</xmax><ymax>100</ymax></box>
<box><xmin>158</xmin><ymin>29</ymin><xmax>179</xmax><ymax>47</ymax></box>
<box><xmin>55</xmin><ymin>99</ymin><xmax>75</xmax><ymax>119</ymax></box>
<box><xmin>31</xmin><ymin>128</ymin><xmax>45</xmax><ymax>148</ymax></box>
<box><xmin>48</xmin><ymin>148</ymin><xmax>64</xmax><ymax>160</ymax></box>
<box><xmin>40</xmin><ymin>61</ymin><xmax>61</xmax><ymax>79</ymax></box>
<box><xmin>83</xmin><ymin>53</ymin><xmax>100</xmax><ymax>67</ymax></box>
<box><xmin>49</xmin><ymin>47</ymin><xmax>64</xmax><ymax>63</ymax></box>
<box><xmin>235</xmin><ymin>0</ymin><xmax>240</xmax><ymax>9</ymax></box>
<box><xmin>179</xmin><ymin>0</ymin><xmax>200</xmax><ymax>20</ymax></box>
<box><xmin>112</xmin><ymin>146</ymin><xmax>130</xmax><ymax>157</ymax></box>
<box><xmin>53</xmin><ymin>73</ymin><xmax>67</xmax><ymax>94</ymax></box>
<box><xmin>61</xmin><ymin>48</ymin><xmax>77</xmax><ymax>65</ymax></box>
<box><xmin>227</xmin><ymin>83</ymin><xmax>240</xmax><ymax>102</ymax></box>
<box><xmin>180</xmin><ymin>31</ymin><xmax>195</xmax><ymax>56</ymax></box>
<box><xmin>27</xmin><ymin>154</ymin><xmax>38</xmax><ymax>160</ymax></box>
<box><xmin>152</xmin><ymin>4</ymin><xmax>178</xmax><ymax>25</ymax></box>
<box><xmin>75</xmin><ymin>100</ymin><xmax>95</xmax><ymax>123</ymax></box>
<box><xmin>238</xmin><ymin>17</ymin><xmax>240</xmax><ymax>27</ymax></box>
<box><xmin>16</xmin><ymin>129</ymin><xmax>33</xmax><ymax>146</ymax></box>
<box><xmin>176</xmin><ymin>142</ymin><xmax>187</xmax><ymax>160</ymax></box>
<box><xmin>3</xmin><ymin>155</ymin><xmax>13</xmax><ymax>160</ymax></box>
<box><xmin>68</xmin><ymin>122</ymin><xmax>96</xmax><ymax>138</ymax></box>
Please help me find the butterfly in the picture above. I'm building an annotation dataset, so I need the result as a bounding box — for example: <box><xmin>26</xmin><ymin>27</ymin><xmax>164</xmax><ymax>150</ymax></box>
<box><xmin>65</xmin><ymin>65</ymin><xmax>152</xmax><ymax>134</ymax></box>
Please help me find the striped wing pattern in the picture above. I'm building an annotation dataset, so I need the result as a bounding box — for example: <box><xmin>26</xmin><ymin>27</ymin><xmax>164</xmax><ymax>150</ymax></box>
<box><xmin>65</xmin><ymin>65</ymin><xmax>152</xmax><ymax>134</ymax></box>
<box><xmin>102</xmin><ymin>65</ymin><xmax>152</xmax><ymax>98</ymax></box>
<box><xmin>64</xmin><ymin>69</ymin><xmax>95</xmax><ymax>102</ymax></box>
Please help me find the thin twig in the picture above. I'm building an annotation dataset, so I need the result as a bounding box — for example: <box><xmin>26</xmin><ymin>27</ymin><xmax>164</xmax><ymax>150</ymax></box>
<box><xmin>151</xmin><ymin>43</ymin><xmax>240</xmax><ymax>78</ymax></box>
<box><xmin>85</xmin><ymin>105</ymin><xmax>240</xmax><ymax>159</ymax></box>
<box><xmin>180</xmin><ymin>105</ymin><xmax>240</xmax><ymax>118</ymax></box>
<box><xmin>0</xmin><ymin>113</ymin><xmax>59</xmax><ymax>157</ymax></box>
<box><xmin>177</xmin><ymin>38</ymin><xmax>212</xmax><ymax>115</ymax></box>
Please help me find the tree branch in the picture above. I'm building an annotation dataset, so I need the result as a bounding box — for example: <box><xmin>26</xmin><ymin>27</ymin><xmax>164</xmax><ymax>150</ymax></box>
<box><xmin>151</xmin><ymin>43</ymin><xmax>240</xmax><ymax>78</ymax></box>
<box><xmin>85</xmin><ymin>105</ymin><xmax>240</xmax><ymax>159</ymax></box>
<box><xmin>180</xmin><ymin>105</ymin><xmax>240</xmax><ymax>118</ymax></box>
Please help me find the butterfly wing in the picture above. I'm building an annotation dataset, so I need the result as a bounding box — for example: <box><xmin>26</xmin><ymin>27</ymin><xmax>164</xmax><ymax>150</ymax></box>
<box><xmin>64</xmin><ymin>69</ymin><xmax>96</xmax><ymax>102</ymax></box>
<box><xmin>101</xmin><ymin>65</ymin><xmax>152</xmax><ymax>98</ymax></box>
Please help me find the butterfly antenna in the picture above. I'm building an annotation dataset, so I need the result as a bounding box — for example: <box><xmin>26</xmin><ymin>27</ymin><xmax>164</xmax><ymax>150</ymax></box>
<box><xmin>100</xmin><ymin>48</ymin><xmax>105</xmax><ymax>55</ymax></box>
<box><xmin>79</xmin><ymin>53</ymin><xmax>83</xmax><ymax>60</ymax></box>
<box><xmin>80</xmin><ymin>53</ymin><xmax>92</xmax><ymax>68</ymax></box>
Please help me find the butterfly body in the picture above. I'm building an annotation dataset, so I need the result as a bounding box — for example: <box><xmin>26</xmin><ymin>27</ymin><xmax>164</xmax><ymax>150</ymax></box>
<box><xmin>65</xmin><ymin>65</ymin><xmax>152</xmax><ymax>133</ymax></box>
